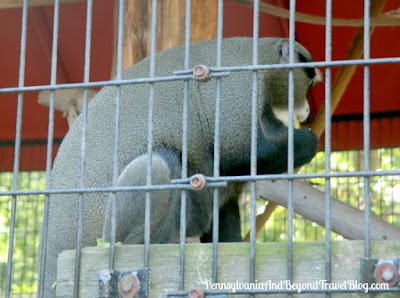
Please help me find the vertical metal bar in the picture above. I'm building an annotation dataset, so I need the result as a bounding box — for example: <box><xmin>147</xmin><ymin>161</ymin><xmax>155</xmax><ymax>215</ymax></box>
<box><xmin>144</xmin><ymin>0</ymin><xmax>158</xmax><ymax>269</ymax></box>
<box><xmin>212</xmin><ymin>0</ymin><xmax>224</xmax><ymax>284</ymax></box>
<box><xmin>363</xmin><ymin>0</ymin><xmax>371</xmax><ymax>259</ymax></box>
<box><xmin>179</xmin><ymin>0</ymin><xmax>191</xmax><ymax>290</ymax></box>
<box><xmin>74</xmin><ymin>0</ymin><xmax>93</xmax><ymax>296</ymax></box>
<box><xmin>37</xmin><ymin>0</ymin><xmax>60</xmax><ymax>295</ymax></box>
<box><xmin>5</xmin><ymin>0</ymin><xmax>28</xmax><ymax>296</ymax></box>
<box><xmin>324</xmin><ymin>0</ymin><xmax>332</xmax><ymax>295</ymax></box>
<box><xmin>287</xmin><ymin>0</ymin><xmax>296</xmax><ymax>283</ymax></box>
<box><xmin>109</xmin><ymin>0</ymin><xmax>124</xmax><ymax>271</ymax></box>
<box><xmin>249</xmin><ymin>0</ymin><xmax>259</xmax><ymax>286</ymax></box>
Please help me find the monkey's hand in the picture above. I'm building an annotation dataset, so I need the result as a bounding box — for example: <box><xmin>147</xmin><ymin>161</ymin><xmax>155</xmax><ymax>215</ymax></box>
<box><xmin>293</xmin><ymin>128</ymin><xmax>319</xmax><ymax>169</ymax></box>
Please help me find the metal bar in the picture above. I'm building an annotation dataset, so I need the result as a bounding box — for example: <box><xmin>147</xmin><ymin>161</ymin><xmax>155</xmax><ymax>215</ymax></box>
<box><xmin>179</xmin><ymin>0</ymin><xmax>192</xmax><ymax>291</ymax></box>
<box><xmin>249</xmin><ymin>0</ymin><xmax>259</xmax><ymax>287</ymax></box>
<box><xmin>3</xmin><ymin>56</ymin><xmax>400</xmax><ymax>95</ymax></box>
<box><xmin>174</xmin><ymin>56</ymin><xmax>400</xmax><ymax>75</ymax></box>
<box><xmin>167</xmin><ymin>288</ymin><xmax>400</xmax><ymax>296</ymax></box>
<box><xmin>109</xmin><ymin>0</ymin><xmax>125</xmax><ymax>273</ymax></box>
<box><xmin>0</xmin><ymin>182</ymin><xmax>228</xmax><ymax>197</ymax></box>
<box><xmin>37</xmin><ymin>0</ymin><xmax>60</xmax><ymax>295</ymax></box>
<box><xmin>212</xmin><ymin>0</ymin><xmax>224</xmax><ymax>284</ymax></box>
<box><xmin>287</xmin><ymin>0</ymin><xmax>296</xmax><ymax>284</ymax></box>
<box><xmin>3</xmin><ymin>168</ymin><xmax>400</xmax><ymax>197</ymax></box>
<box><xmin>363</xmin><ymin>0</ymin><xmax>371</xmax><ymax>259</ymax></box>
<box><xmin>5</xmin><ymin>0</ymin><xmax>28</xmax><ymax>296</ymax></box>
<box><xmin>324</xmin><ymin>0</ymin><xmax>332</xmax><ymax>295</ymax></box>
<box><xmin>73</xmin><ymin>0</ymin><xmax>93</xmax><ymax>296</ymax></box>
<box><xmin>144</xmin><ymin>0</ymin><xmax>158</xmax><ymax>270</ymax></box>
<box><xmin>171</xmin><ymin>169</ymin><xmax>400</xmax><ymax>183</ymax></box>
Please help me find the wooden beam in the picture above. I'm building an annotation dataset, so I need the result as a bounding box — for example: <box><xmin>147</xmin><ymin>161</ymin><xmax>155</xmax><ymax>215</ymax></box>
<box><xmin>0</xmin><ymin>0</ymin><xmax>82</xmax><ymax>9</ymax></box>
<box><xmin>311</xmin><ymin>0</ymin><xmax>388</xmax><ymax>137</ymax></box>
<box><xmin>111</xmin><ymin>0</ymin><xmax>218</xmax><ymax>76</ymax></box>
<box><xmin>57</xmin><ymin>241</ymin><xmax>400</xmax><ymax>297</ymax></box>
<box><xmin>255</xmin><ymin>180</ymin><xmax>400</xmax><ymax>241</ymax></box>
<box><xmin>235</xmin><ymin>0</ymin><xmax>400</xmax><ymax>27</ymax></box>
<box><xmin>38</xmin><ymin>89</ymin><xmax>97</xmax><ymax>127</ymax></box>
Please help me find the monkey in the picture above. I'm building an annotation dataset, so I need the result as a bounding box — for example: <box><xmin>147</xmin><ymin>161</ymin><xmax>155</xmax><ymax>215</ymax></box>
<box><xmin>40</xmin><ymin>37</ymin><xmax>319</xmax><ymax>296</ymax></box>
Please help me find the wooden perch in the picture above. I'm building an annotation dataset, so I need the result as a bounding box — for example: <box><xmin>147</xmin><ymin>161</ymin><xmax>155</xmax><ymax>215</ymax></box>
<box><xmin>255</xmin><ymin>179</ymin><xmax>400</xmax><ymax>241</ymax></box>
<box><xmin>38</xmin><ymin>88</ymin><xmax>97</xmax><ymax>127</ymax></box>
<box><xmin>235</xmin><ymin>0</ymin><xmax>400</xmax><ymax>27</ymax></box>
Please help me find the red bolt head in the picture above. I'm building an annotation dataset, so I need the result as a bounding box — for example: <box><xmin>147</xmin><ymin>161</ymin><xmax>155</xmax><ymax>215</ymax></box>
<box><xmin>374</xmin><ymin>262</ymin><xmax>399</xmax><ymax>287</ymax></box>
<box><xmin>189</xmin><ymin>288</ymin><xmax>204</xmax><ymax>298</ymax></box>
<box><xmin>118</xmin><ymin>274</ymin><xmax>140</xmax><ymax>298</ymax></box>
<box><xmin>190</xmin><ymin>174</ymin><xmax>206</xmax><ymax>191</ymax></box>
<box><xmin>193</xmin><ymin>65</ymin><xmax>210</xmax><ymax>82</ymax></box>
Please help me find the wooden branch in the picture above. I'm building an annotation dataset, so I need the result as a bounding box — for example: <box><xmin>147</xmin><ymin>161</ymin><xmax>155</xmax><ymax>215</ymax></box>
<box><xmin>0</xmin><ymin>0</ymin><xmax>82</xmax><ymax>9</ymax></box>
<box><xmin>235</xmin><ymin>0</ymin><xmax>400</xmax><ymax>27</ymax></box>
<box><xmin>38</xmin><ymin>88</ymin><xmax>97</xmax><ymax>127</ymax></box>
<box><xmin>255</xmin><ymin>180</ymin><xmax>400</xmax><ymax>241</ymax></box>
<box><xmin>311</xmin><ymin>0</ymin><xmax>387</xmax><ymax>136</ymax></box>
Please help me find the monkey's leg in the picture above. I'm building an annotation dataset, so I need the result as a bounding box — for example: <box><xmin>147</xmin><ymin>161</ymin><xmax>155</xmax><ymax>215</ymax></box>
<box><xmin>200</xmin><ymin>196</ymin><xmax>242</xmax><ymax>243</ymax></box>
<box><xmin>103</xmin><ymin>148</ymin><xmax>183</xmax><ymax>244</ymax></box>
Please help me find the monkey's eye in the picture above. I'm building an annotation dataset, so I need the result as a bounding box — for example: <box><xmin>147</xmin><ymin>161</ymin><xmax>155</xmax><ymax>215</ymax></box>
<box><xmin>296</xmin><ymin>52</ymin><xmax>317</xmax><ymax>80</ymax></box>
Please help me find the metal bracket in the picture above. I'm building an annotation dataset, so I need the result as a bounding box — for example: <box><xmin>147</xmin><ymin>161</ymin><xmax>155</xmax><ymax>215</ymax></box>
<box><xmin>173</xmin><ymin>65</ymin><xmax>230</xmax><ymax>80</ymax></box>
<box><xmin>361</xmin><ymin>257</ymin><xmax>400</xmax><ymax>288</ymax></box>
<box><xmin>99</xmin><ymin>268</ymin><xmax>150</xmax><ymax>298</ymax></box>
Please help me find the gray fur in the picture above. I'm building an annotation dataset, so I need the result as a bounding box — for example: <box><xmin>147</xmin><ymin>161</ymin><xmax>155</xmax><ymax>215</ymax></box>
<box><xmin>40</xmin><ymin>37</ymin><xmax>318</xmax><ymax>296</ymax></box>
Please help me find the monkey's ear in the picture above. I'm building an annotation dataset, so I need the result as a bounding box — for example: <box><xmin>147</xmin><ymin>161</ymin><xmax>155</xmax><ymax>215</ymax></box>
<box><xmin>279</xmin><ymin>41</ymin><xmax>299</xmax><ymax>64</ymax></box>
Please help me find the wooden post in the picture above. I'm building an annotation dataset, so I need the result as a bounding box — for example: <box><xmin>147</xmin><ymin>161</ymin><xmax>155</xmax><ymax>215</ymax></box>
<box><xmin>111</xmin><ymin>0</ymin><xmax>218</xmax><ymax>77</ymax></box>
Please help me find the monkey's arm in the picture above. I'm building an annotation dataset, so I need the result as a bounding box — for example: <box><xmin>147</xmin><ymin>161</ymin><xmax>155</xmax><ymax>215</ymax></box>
<box><xmin>257</xmin><ymin>104</ymin><xmax>319</xmax><ymax>174</ymax></box>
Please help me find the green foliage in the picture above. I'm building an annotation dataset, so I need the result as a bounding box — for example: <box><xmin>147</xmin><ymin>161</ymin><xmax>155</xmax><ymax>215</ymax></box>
<box><xmin>241</xmin><ymin>148</ymin><xmax>400</xmax><ymax>242</ymax></box>
<box><xmin>0</xmin><ymin>172</ymin><xmax>45</xmax><ymax>296</ymax></box>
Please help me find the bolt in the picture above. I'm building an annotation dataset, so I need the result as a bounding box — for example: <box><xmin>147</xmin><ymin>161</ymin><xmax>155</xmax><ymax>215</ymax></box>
<box><xmin>193</xmin><ymin>65</ymin><xmax>210</xmax><ymax>82</ymax></box>
<box><xmin>374</xmin><ymin>262</ymin><xmax>399</xmax><ymax>287</ymax></box>
<box><xmin>382</xmin><ymin>269</ymin><xmax>394</xmax><ymax>282</ymax></box>
<box><xmin>190</xmin><ymin>174</ymin><xmax>206</xmax><ymax>191</ymax></box>
<box><xmin>118</xmin><ymin>274</ymin><xmax>140</xmax><ymax>298</ymax></box>
<box><xmin>189</xmin><ymin>288</ymin><xmax>204</xmax><ymax>298</ymax></box>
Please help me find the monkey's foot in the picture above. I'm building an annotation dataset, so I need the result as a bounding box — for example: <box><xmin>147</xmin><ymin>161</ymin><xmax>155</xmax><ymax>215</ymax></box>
<box><xmin>186</xmin><ymin>237</ymin><xmax>201</xmax><ymax>243</ymax></box>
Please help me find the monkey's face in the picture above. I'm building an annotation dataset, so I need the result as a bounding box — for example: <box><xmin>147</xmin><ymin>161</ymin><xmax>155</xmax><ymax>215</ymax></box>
<box><xmin>263</xmin><ymin>40</ymin><xmax>322</xmax><ymax>126</ymax></box>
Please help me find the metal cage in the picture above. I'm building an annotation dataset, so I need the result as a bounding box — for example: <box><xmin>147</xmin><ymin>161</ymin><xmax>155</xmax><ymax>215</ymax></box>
<box><xmin>1</xmin><ymin>0</ymin><xmax>400</xmax><ymax>297</ymax></box>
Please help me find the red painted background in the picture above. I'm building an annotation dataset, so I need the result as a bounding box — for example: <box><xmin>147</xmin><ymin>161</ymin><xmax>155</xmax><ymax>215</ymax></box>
<box><xmin>1</xmin><ymin>0</ymin><xmax>399</xmax><ymax>171</ymax></box>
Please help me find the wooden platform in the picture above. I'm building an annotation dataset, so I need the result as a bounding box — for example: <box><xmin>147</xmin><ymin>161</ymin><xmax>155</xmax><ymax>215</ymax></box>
<box><xmin>57</xmin><ymin>241</ymin><xmax>400</xmax><ymax>297</ymax></box>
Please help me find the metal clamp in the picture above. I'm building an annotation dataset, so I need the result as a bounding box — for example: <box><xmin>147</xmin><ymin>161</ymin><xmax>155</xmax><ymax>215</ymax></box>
<box><xmin>174</xmin><ymin>65</ymin><xmax>230</xmax><ymax>81</ymax></box>
<box><xmin>361</xmin><ymin>257</ymin><xmax>400</xmax><ymax>288</ymax></box>
<box><xmin>171</xmin><ymin>174</ymin><xmax>227</xmax><ymax>190</ymax></box>
<box><xmin>99</xmin><ymin>268</ymin><xmax>150</xmax><ymax>297</ymax></box>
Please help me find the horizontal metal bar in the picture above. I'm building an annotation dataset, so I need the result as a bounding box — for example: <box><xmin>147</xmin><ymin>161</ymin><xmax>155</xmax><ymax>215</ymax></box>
<box><xmin>0</xmin><ymin>72</ymin><xmax>228</xmax><ymax>95</ymax></box>
<box><xmin>1</xmin><ymin>57</ymin><xmax>400</xmax><ymax>95</ymax></box>
<box><xmin>2</xmin><ymin>169</ymin><xmax>397</xmax><ymax>197</ymax></box>
<box><xmin>174</xmin><ymin>56</ymin><xmax>400</xmax><ymax>76</ymax></box>
<box><xmin>0</xmin><ymin>75</ymin><xmax>193</xmax><ymax>95</ymax></box>
<box><xmin>171</xmin><ymin>169</ymin><xmax>400</xmax><ymax>184</ymax></box>
<box><xmin>0</xmin><ymin>182</ymin><xmax>228</xmax><ymax>197</ymax></box>
<box><xmin>167</xmin><ymin>288</ymin><xmax>400</xmax><ymax>296</ymax></box>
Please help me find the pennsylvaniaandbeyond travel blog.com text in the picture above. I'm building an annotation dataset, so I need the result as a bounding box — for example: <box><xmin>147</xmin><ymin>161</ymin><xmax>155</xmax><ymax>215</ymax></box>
<box><xmin>204</xmin><ymin>279</ymin><xmax>389</xmax><ymax>294</ymax></box>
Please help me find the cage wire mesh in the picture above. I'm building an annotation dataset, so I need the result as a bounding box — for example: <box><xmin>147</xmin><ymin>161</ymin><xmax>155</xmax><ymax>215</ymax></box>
<box><xmin>1</xmin><ymin>0</ymin><xmax>400</xmax><ymax>297</ymax></box>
